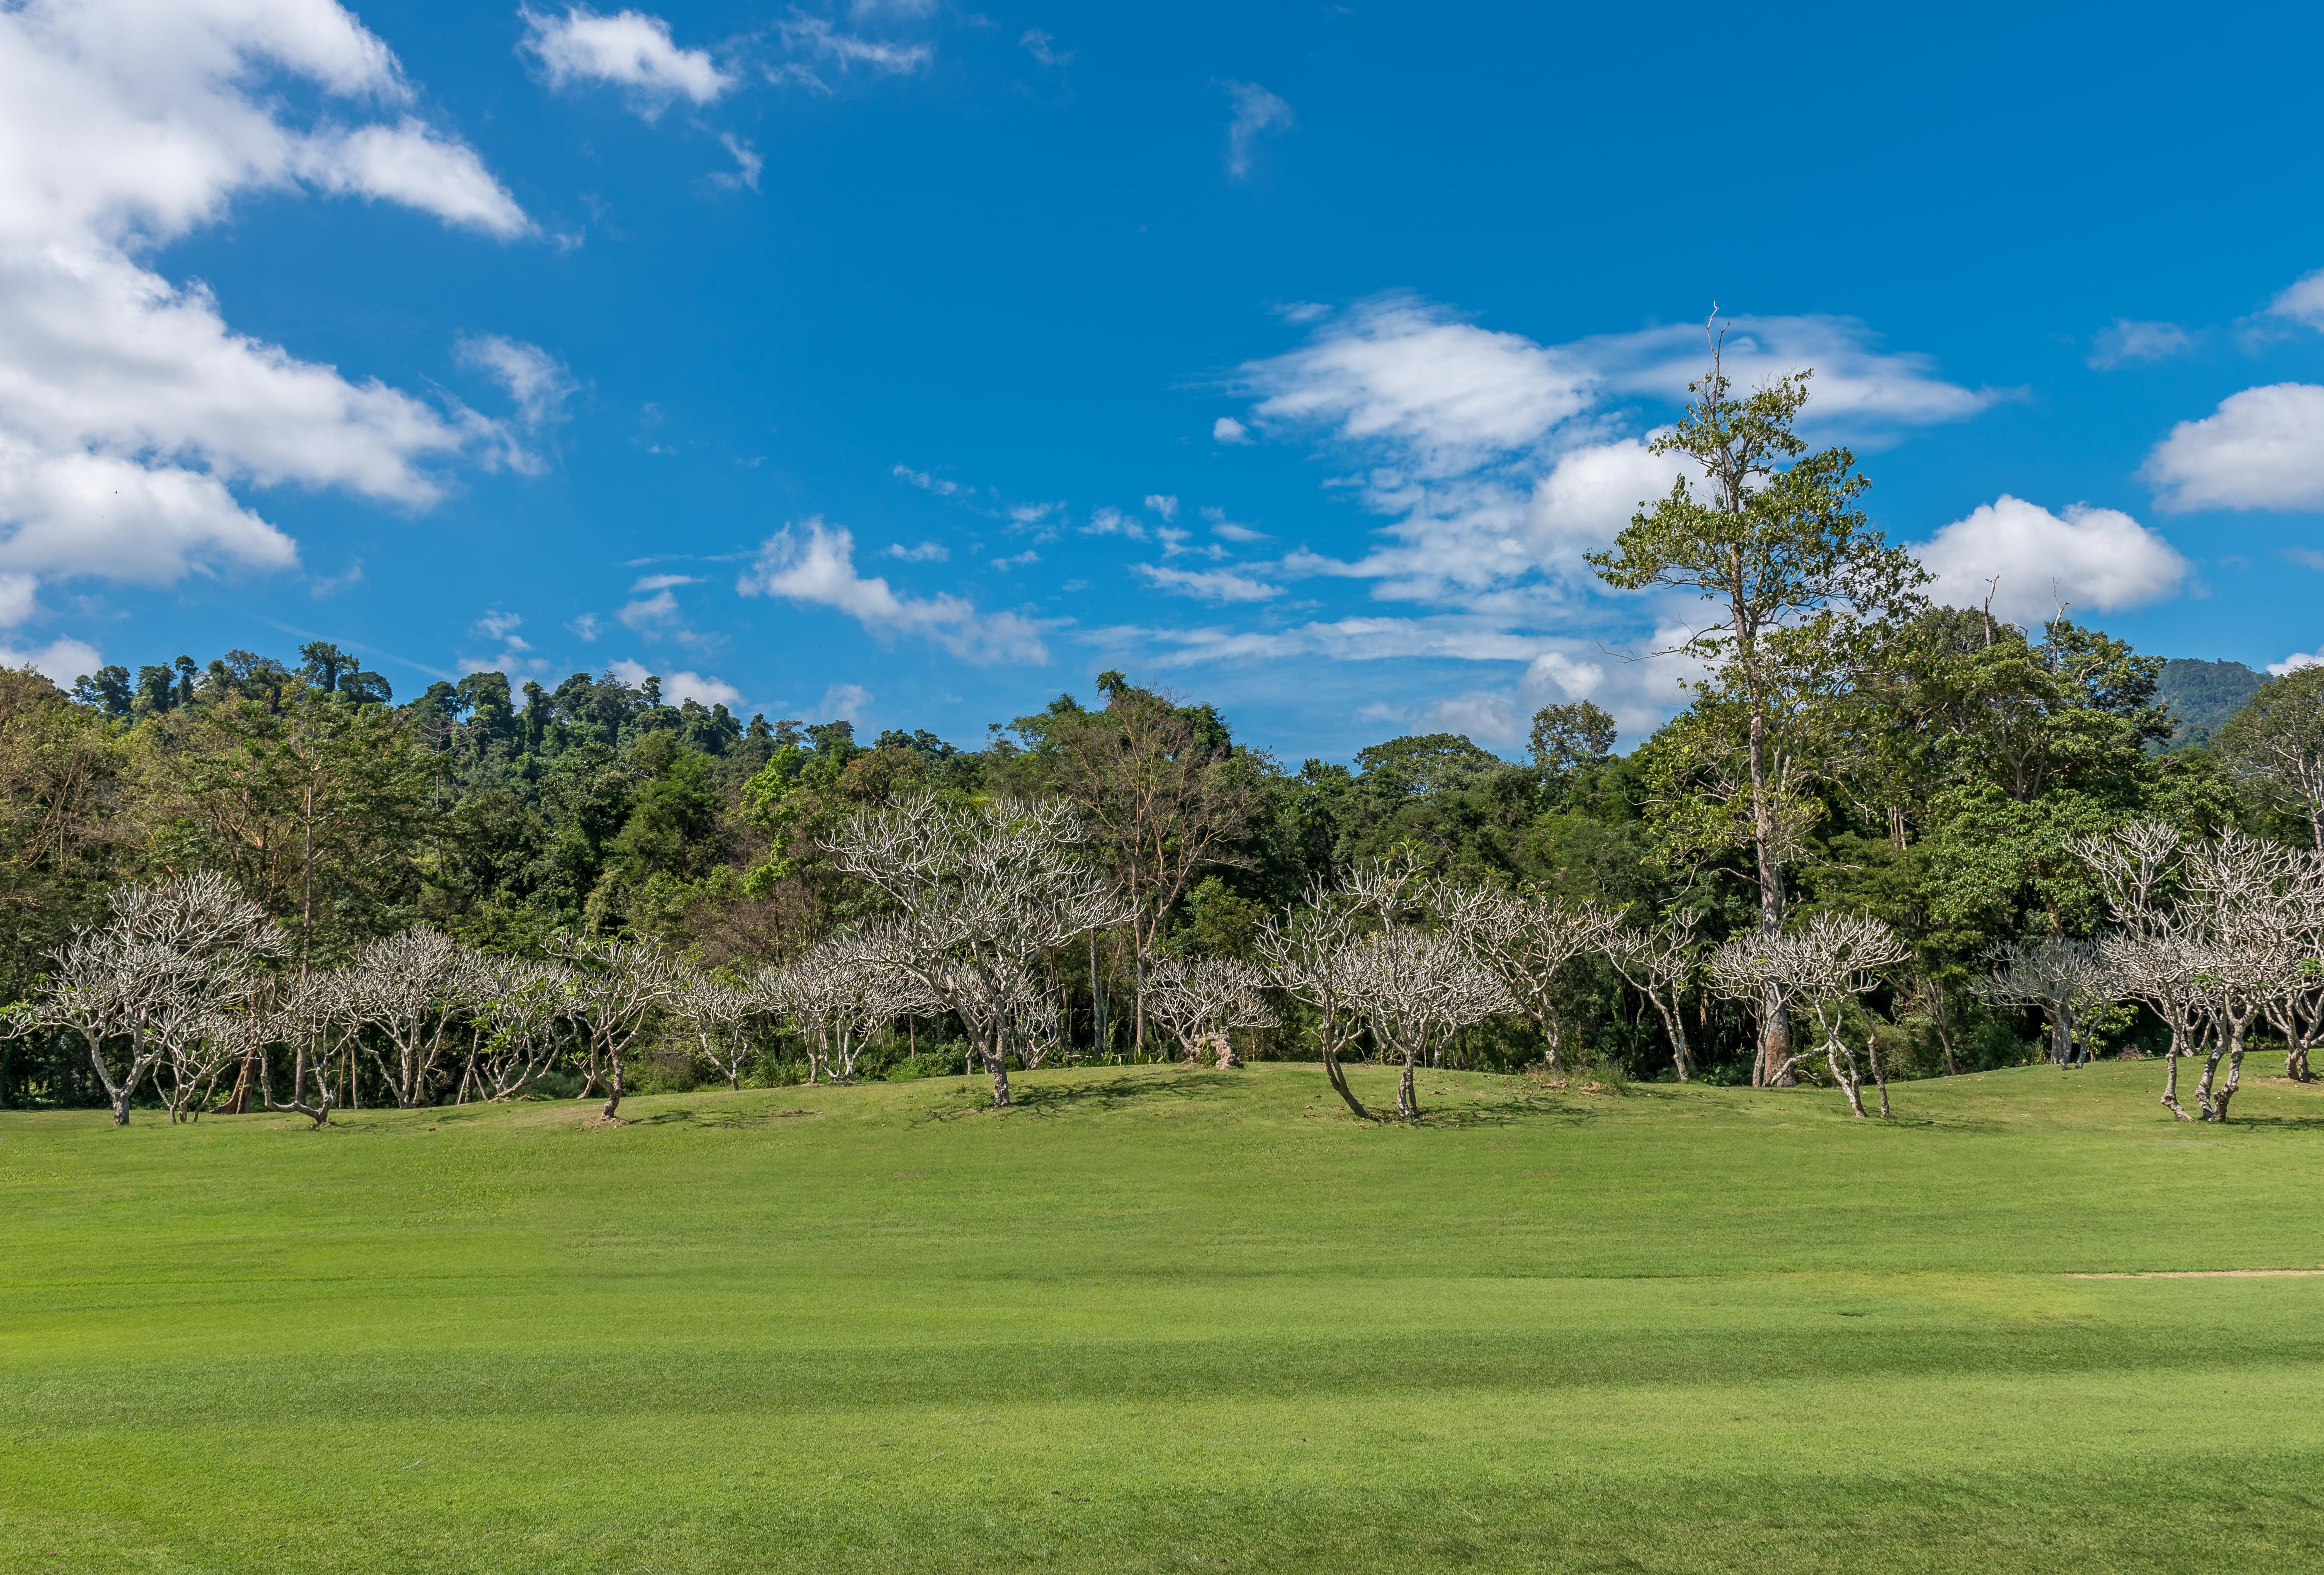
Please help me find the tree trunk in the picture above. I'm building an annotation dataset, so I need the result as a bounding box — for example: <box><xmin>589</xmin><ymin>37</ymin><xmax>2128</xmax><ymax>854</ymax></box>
<box><xmin>1396</xmin><ymin>1046</ymin><xmax>1420</xmax><ymax>1120</ymax></box>
<box><xmin>986</xmin><ymin>1024</ymin><xmax>1012</xmax><ymax>1109</ymax></box>
<box><xmin>2159</xmin><ymin>1024</ymin><xmax>2193</xmax><ymax>1120</ymax></box>
<box><xmin>598</xmin><ymin>1049</ymin><xmax>625</xmax><ymax>1122</ymax></box>
<box><xmin>1745</xmin><ymin>697</ymin><xmax>1793</xmax><ymax>1088</ymax></box>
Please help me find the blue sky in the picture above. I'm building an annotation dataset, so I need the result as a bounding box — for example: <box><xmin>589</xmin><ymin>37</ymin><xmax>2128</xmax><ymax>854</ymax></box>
<box><xmin>5</xmin><ymin>0</ymin><xmax>2323</xmax><ymax>760</ymax></box>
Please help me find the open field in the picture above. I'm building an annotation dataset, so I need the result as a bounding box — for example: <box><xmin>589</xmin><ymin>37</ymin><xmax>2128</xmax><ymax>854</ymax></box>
<box><xmin>4</xmin><ymin>1059</ymin><xmax>2324</xmax><ymax>1573</ymax></box>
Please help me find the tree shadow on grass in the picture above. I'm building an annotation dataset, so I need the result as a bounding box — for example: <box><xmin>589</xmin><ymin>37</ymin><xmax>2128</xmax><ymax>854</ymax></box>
<box><xmin>627</xmin><ymin>1105</ymin><xmax>819</xmax><ymax>1129</ymax></box>
<box><xmin>913</xmin><ymin>1070</ymin><xmax>1244</xmax><ymax>1124</ymax></box>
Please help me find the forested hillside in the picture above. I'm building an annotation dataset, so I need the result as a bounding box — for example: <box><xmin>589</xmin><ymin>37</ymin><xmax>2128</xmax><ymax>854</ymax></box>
<box><xmin>2157</xmin><ymin>657</ymin><xmax>2267</xmax><ymax>748</ymax></box>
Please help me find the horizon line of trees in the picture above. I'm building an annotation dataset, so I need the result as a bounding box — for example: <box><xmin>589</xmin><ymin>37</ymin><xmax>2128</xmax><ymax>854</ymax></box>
<box><xmin>10</xmin><ymin>348</ymin><xmax>2324</xmax><ymax>1117</ymax></box>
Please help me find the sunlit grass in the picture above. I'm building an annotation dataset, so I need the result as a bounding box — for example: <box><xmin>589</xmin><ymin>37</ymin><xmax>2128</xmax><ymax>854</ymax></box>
<box><xmin>4</xmin><ymin>1056</ymin><xmax>2322</xmax><ymax>1571</ymax></box>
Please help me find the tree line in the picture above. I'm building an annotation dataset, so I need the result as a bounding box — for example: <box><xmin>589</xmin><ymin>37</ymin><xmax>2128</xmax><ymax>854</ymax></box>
<box><xmin>8</xmin><ymin>349</ymin><xmax>2324</xmax><ymax>1118</ymax></box>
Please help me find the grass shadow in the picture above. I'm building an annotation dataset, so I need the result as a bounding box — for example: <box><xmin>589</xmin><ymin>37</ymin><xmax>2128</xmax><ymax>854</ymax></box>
<box><xmin>914</xmin><ymin>1069</ymin><xmax>1245</xmax><ymax>1124</ymax></box>
<box><xmin>629</xmin><ymin>1105</ymin><xmax>819</xmax><ymax>1129</ymax></box>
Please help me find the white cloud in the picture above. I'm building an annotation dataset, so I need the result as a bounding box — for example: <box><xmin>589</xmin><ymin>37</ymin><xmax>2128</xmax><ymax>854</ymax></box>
<box><xmin>819</xmin><ymin>681</ymin><xmax>871</xmax><ymax>720</ymax></box>
<box><xmin>990</xmin><ymin>550</ymin><xmax>1039</xmax><ymax>570</ymax></box>
<box><xmin>1133</xmin><ymin>564</ymin><xmax>1282</xmax><ymax>604</ymax></box>
<box><xmin>1213</xmin><ymin>416</ymin><xmax>1251</xmax><ymax>444</ymax></box>
<box><xmin>520</xmin><ymin>6</ymin><xmax>732</xmax><ymax>115</ymax></box>
<box><xmin>0</xmin><ymin>634</ymin><xmax>102</xmax><ymax>687</ymax></box>
<box><xmin>457</xmin><ymin>334</ymin><xmax>577</xmax><ymax>434</ymax></box>
<box><xmin>618</xmin><ymin>589</ymin><xmax>679</xmax><ymax>630</ymax></box>
<box><xmin>2144</xmin><ymin>384</ymin><xmax>2324</xmax><ymax>512</ymax></box>
<box><xmin>630</xmin><ymin>572</ymin><xmax>699</xmax><ymax>592</ymax></box>
<box><xmin>608</xmin><ymin>658</ymin><xmax>743</xmax><ymax>708</ymax></box>
<box><xmin>0</xmin><ymin>0</ymin><xmax>527</xmax><ymax>623</ymax></box>
<box><xmin>1084</xmin><ymin>506</ymin><xmax>1147</xmax><ymax>540</ymax></box>
<box><xmin>737</xmin><ymin>516</ymin><xmax>1049</xmax><ymax>664</ymax></box>
<box><xmin>2088</xmin><ymin>319</ymin><xmax>2193</xmax><ymax>370</ymax></box>
<box><xmin>475</xmin><ymin>609</ymin><xmax>525</xmax><ymax>641</ymax></box>
<box><xmin>1145</xmin><ymin>494</ymin><xmax>1179</xmax><ymax>521</ymax></box>
<box><xmin>293</xmin><ymin>122</ymin><xmax>529</xmax><ymax>237</ymax></box>
<box><xmin>567</xmin><ymin>611</ymin><xmax>604</xmax><ymax>641</ymax></box>
<box><xmin>1913</xmin><ymin>495</ymin><xmax>2190</xmax><ymax>623</ymax></box>
<box><xmin>1204</xmin><ymin>506</ymin><xmax>1268</xmax><ymax>543</ymax></box>
<box><xmin>777</xmin><ymin>15</ymin><xmax>933</xmax><ymax>80</ymax></box>
<box><xmin>1230</xmin><ymin>297</ymin><xmax>1991</xmax><ymax>613</ymax></box>
<box><xmin>1221</xmin><ymin>80</ymin><xmax>1291</xmax><ymax>180</ymax></box>
<box><xmin>1273</xmin><ymin>437</ymin><xmax>1687</xmax><ymax>606</ymax></box>
<box><xmin>1019</xmin><ymin>29</ymin><xmax>1072</xmax><ymax>66</ymax></box>
<box><xmin>2269</xmin><ymin>651</ymin><xmax>2324</xmax><ymax>677</ymax></box>
<box><xmin>1243</xmin><ymin>296</ymin><xmax>1595</xmax><ymax>476</ymax></box>
<box><xmin>1572</xmin><ymin>316</ymin><xmax>2001</xmax><ymax>440</ymax></box>
<box><xmin>882</xmin><ymin>540</ymin><xmax>948</xmax><ymax>562</ymax></box>
<box><xmin>712</xmin><ymin>133</ymin><xmax>763</xmax><ymax>192</ymax></box>
<box><xmin>2271</xmin><ymin>270</ymin><xmax>2324</xmax><ymax>331</ymax></box>
<box><xmin>893</xmin><ymin>464</ymin><xmax>960</xmax><ymax>495</ymax></box>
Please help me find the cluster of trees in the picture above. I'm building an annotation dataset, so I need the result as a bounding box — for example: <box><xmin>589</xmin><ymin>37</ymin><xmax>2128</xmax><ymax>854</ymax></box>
<box><xmin>10</xmin><ymin>348</ymin><xmax>2324</xmax><ymax>1119</ymax></box>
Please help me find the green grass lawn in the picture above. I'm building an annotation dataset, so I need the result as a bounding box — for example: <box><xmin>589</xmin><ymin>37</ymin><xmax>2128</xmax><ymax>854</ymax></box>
<box><xmin>5</xmin><ymin>1056</ymin><xmax>2324</xmax><ymax>1573</ymax></box>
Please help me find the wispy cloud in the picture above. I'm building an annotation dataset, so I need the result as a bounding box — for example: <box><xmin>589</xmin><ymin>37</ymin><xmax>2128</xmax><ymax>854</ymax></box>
<box><xmin>2088</xmin><ymin>319</ymin><xmax>2194</xmax><ymax>370</ymax></box>
<box><xmin>894</xmin><ymin>463</ymin><xmax>961</xmax><ymax>496</ymax></box>
<box><xmin>883</xmin><ymin>540</ymin><xmax>949</xmax><ymax>562</ymax></box>
<box><xmin>1019</xmin><ymin>29</ymin><xmax>1072</xmax><ymax>66</ymax></box>
<box><xmin>738</xmin><ymin>516</ymin><xmax>1049</xmax><ymax>664</ymax></box>
<box><xmin>1220</xmin><ymin>80</ymin><xmax>1292</xmax><ymax>180</ymax></box>
<box><xmin>1134</xmin><ymin>564</ymin><xmax>1281</xmax><ymax>604</ymax></box>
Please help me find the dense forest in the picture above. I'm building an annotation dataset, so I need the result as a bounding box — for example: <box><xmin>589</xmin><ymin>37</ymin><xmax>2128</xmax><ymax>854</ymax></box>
<box><xmin>9</xmin><ymin>368</ymin><xmax>2324</xmax><ymax>1113</ymax></box>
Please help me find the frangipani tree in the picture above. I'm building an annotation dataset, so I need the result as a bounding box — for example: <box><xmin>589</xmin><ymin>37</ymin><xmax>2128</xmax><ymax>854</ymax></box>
<box><xmin>1713</xmin><ymin>911</ymin><xmax>1909</xmax><ymax>1118</ymax></box>
<box><xmin>1143</xmin><ymin>955</ymin><xmax>1276</xmax><ymax>1067</ymax></box>
<box><xmin>9</xmin><ymin>871</ymin><xmax>283</xmax><ymax>1126</ymax></box>
<box><xmin>824</xmin><ymin>794</ymin><xmax>1126</xmax><ymax>1109</ymax></box>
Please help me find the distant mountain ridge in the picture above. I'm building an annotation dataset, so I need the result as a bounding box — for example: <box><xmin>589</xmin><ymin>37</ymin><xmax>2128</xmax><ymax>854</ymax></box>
<box><xmin>2157</xmin><ymin>657</ymin><xmax>2267</xmax><ymax>749</ymax></box>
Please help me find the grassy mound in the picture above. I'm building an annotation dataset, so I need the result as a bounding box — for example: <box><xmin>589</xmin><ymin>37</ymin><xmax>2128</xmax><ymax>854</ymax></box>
<box><xmin>4</xmin><ymin>1059</ymin><xmax>2323</xmax><ymax>1572</ymax></box>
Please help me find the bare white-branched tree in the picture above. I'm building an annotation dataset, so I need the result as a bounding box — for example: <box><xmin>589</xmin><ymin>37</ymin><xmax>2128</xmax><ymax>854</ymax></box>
<box><xmin>2098</xmin><ymin>928</ymin><xmax>2210</xmax><ymax>1118</ymax></box>
<box><xmin>1603</xmin><ymin>908</ymin><xmax>1706</xmax><ymax>1081</ymax></box>
<box><xmin>1332</xmin><ymin>926</ymin><xmax>1515</xmax><ymax>1120</ymax></box>
<box><xmin>464</xmin><ymin>959</ymin><xmax>578</xmax><ymax>1102</ymax></box>
<box><xmin>2078</xmin><ymin>819</ymin><xmax>2324</xmax><ymax>1117</ymax></box>
<box><xmin>1143</xmin><ymin>955</ymin><xmax>1277</xmax><ymax>1065</ymax></box>
<box><xmin>670</xmin><ymin>969</ymin><xmax>762</xmax><ymax>1091</ymax></box>
<box><xmin>550</xmin><ymin>930</ymin><xmax>686</xmax><ymax>1121</ymax></box>
<box><xmin>2177</xmin><ymin>829</ymin><xmax>2324</xmax><ymax>1120</ymax></box>
<box><xmin>1975</xmin><ymin>937</ymin><xmax>2105</xmax><ymax>1069</ymax></box>
<box><xmin>822</xmin><ymin>794</ymin><xmax>1127</xmax><ymax>1108</ymax></box>
<box><xmin>776</xmin><ymin>936</ymin><xmax>931</xmax><ymax>1084</ymax></box>
<box><xmin>343</xmin><ymin>927</ymin><xmax>489</xmax><ymax>1109</ymax></box>
<box><xmin>1432</xmin><ymin>882</ymin><xmax>1616</xmax><ymax>1072</ymax></box>
<box><xmin>1257</xmin><ymin>880</ymin><xmax>1376</xmax><ymax>1120</ymax></box>
<box><xmin>7</xmin><ymin>871</ymin><xmax>284</xmax><ymax>1126</ymax></box>
<box><xmin>1712</xmin><ymin>911</ymin><xmax>1909</xmax><ymax>1117</ymax></box>
<box><xmin>267</xmin><ymin>969</ymin><xmax>360</xmax><ymax>1127</ymax></box>
<box><xmin>156</xmin><ymin>1003</ymin><xmax>274</xmax><ymax>1122</ymax></box>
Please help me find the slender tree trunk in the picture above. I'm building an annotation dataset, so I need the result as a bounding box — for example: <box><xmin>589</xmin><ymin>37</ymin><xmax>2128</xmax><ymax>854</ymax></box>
<box><xmin>1396</xmin><ymin>1046</ymin><xmax>1420</xmax><ymax>1120</ymax></box>
<box><xmin>987</xmin><ymin>1022</ymin><xmax>1012</xmax><ymax>1108</ymax></box>
<box><xmin>2159</xmin><ymin>1021</ymin><xmax>2192</xmax><ymax>1120</ymax></box>
<box><xmin>1869</xmin><ymin>1035</ymin><xmax>1891</xmax><ymax>1119</ymax></box>
<box><xmin>598</xmin><ymin>1042</ymin><xmax>625</xmax><ymax>1122</ymax></box>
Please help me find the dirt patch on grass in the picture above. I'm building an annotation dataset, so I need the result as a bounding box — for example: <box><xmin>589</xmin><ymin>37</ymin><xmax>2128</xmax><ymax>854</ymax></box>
<box><xmin>2064</xmin><ymin>1268</ymin><xmax>2324</xmax><ymax>1278</ymax></box>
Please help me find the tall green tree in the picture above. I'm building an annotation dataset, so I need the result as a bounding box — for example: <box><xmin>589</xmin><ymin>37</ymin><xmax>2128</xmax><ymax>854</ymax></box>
<box><xmin>1590</xmin><ymin>334</ymin><xmax>1925</xmax><ymax>1083</ymax></box>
